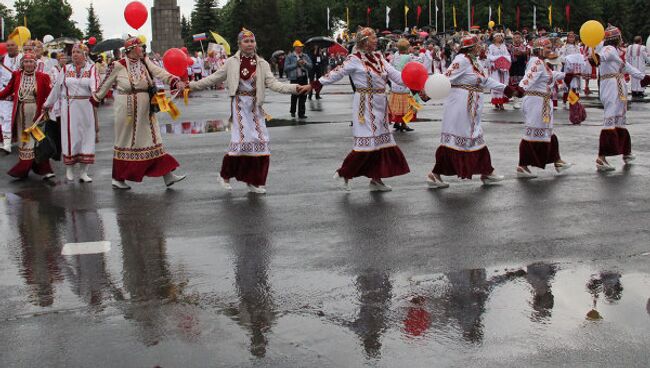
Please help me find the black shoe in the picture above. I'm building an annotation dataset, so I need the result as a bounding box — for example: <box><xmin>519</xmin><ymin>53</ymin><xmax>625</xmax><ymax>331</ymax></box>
<box><xmin>298</xmin><ymin>115</ymin><xmax>308</xmax><ymax>119</ymax></box>
<box><xmin>316</xmin><ymin>95</ymin><xmax>322</xmax><ymax>100</ymax></box>
<box><xmin>394</xmin><ymin>123</ymin><xmax>403</xmax><ymax>132</ymax></box>
<box><xmin>290</xmin><ymin>113</ymin><xmax>296</xmax><ymax>118</ymax></box>
<box><xmin>308</xmin><ymin>95</ymin><xmax>313</xmax><ymax>100</ymax></box>
<box><xmin>403</xmin><ymin>124</ymin><xmax>414</xmax><ymax>132</ymax></box>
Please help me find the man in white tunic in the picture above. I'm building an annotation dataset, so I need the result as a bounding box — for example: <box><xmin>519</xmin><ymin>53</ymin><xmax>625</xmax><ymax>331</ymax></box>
<box><xmin>1</xmin><ymin>40</ymin><xmax>22</xmax><ymax>153</ymax></box>
<box><xmin>589</xmin><ymin>25</ymin><xmax>650</xmax><ymax>171</ymax></box>
<box><xmin>625</xmin><ymin>36</ymin><xmax>650</xmax><ymax>98</ymax></box>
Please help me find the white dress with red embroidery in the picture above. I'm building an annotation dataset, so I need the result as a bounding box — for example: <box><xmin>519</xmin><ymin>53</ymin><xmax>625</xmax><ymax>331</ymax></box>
<box><xmin>625</xmin><ymin>44</ymin><xmax>650</xmax><ymax>93</ymax></box>
<box><xmin>487</xmin><ymin>43</ymin><xmax>511</xmax><ymax>105</ymax></box>
<box><xmin>431</xmin><ymin>54</ymin><xmax>506</xmax><ymax>179</ymax></box>
<box><xmin>519</xmin><ymin>56</ymin><xmax>565</xmax><ymax>141</ymax></box>
<box><xmin>596</xmin><ymin>45</ymin><xmax>645</xmax><ymax>156</ymax></box>
<box><xmin>45</xmin><ymin>62</ymin><xmax>99</xmax><ymax>165</ymax></box>
<box><xmin>518</xmin><ymin>56</ymin><xmax>565</xmax><ymax>168</ymax></box>
<box><xmin>314</xmin><ymin>51</ymin><xmax>410</xmax><ymax>180</ymax></box>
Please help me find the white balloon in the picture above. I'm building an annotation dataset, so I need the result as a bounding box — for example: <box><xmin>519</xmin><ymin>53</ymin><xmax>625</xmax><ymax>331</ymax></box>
<box><xmin>424</xmin><ymin>74</ymin><xmax>451</xmax><ymax>100</ymax></box>
<box><xmin>43</xmin><ymin>35</ymin><xmax>54</xmax><ymax>43</ymax></box>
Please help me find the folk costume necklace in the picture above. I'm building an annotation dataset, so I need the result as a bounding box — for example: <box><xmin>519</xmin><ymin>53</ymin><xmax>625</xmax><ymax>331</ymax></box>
<box><xmin>240</xmin><ymin>55</ymin><xmax>257</xmax><ymax>80</ymax></box>
<box><xmin>18</xmin><ymin>72</ymin><xmax>36</xmax><ymax>101</ymax></box>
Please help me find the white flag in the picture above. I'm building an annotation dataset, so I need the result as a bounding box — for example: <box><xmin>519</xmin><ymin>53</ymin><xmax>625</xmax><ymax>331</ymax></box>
<box><xmin>386</xmin><ymin>6</ymin><xmax>391</xmax><ymax>28</ymax></box>
<box><xmin>533</xmin><ymin>6</ymin><xmax>537</xmax><ymax>29</ymax></box>
<box><xmin>327</xmin><ymin>7</ymin><xmax>330</xmax><ymax>30</ymax></box>
<box><xmin>489</xmin><ymin>6</ymin><xmax>492</xmax><ymax>21</ymax></box>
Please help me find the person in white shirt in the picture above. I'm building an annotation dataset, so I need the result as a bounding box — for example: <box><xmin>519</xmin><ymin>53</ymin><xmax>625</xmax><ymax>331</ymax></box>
<box><xmin>626</xmin><ymin>36</ymin><xmax>650</xmax><ymax>98</ymax></box>
<box><xmin>191</xmin><ymin>52</ymin><xmax>204</xmax><ymax>81</ymax></box>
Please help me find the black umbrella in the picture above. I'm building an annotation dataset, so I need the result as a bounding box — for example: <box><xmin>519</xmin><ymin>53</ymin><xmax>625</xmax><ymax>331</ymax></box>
<box><xmin>271</xmin><ymin>50</ymin><xmax>285</xmax><ymax>58</ymax></box>
<box><xmin>304</xmin><ymin>36</ymin><xmax>336</xmax><ymax>48</ymax></box>
<box><xmin>91</xmin><ymin>38</ymin><xmax>124</xmax><ymax>54</ymax></box>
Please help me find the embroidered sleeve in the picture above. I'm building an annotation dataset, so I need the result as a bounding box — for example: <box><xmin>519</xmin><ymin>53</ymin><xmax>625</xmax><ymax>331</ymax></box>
<box><xmin>519</xmin><ymin>60</ymin><xmax>543</xmax><ymax>91</ymax></box>
<box><xmin>94</xmin><ymin>61</ymin><xmax>119</xmax><ymax>100</ymax></box>
<box><xmin>317</xmin><ymin>55</ymin><xmax>355</xmax><ymax>87</ymax></box>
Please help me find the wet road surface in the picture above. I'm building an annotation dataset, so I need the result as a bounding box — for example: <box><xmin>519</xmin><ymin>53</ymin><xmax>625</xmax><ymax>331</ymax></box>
<box><xmin>1</xmin><ymin>81</ymin><xmax>650</xmax><ymax>367</ymax></box>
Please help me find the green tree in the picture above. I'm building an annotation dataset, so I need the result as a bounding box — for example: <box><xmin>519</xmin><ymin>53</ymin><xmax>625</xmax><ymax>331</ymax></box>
<box><xmin>85</xmin><ymin>2</ymin><xmax>103</xmax><ymax>41</ymax></box>
<box><xmin>191</xmin><ymin>0</ymin><xmax>220</xmax><ymax>52</ymax></box>
<box><xmin>12</xmin><ymin>0</ymin><xmax>83</xmax><ymax>39</ymax></box>
<box><xmin>181</xmin><ymin>15</ymin><xmax>193</xmax><ymax>50</ymax></box>
<box><xmin>1</xmin><ymin>3</ymin><xmax>18</xmax><ymax>40</ymax></box>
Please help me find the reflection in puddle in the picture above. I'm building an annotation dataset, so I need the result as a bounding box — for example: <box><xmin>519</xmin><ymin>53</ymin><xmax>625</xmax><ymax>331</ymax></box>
<box><xmin>160</xmin><ymin>120</ymin><xmax>226</xmax><ymax>135</ymax></box>
<box><xmin>1</xmin><ymin>192</ymin><xmax>649</xmax><ymax>365</ymax></box>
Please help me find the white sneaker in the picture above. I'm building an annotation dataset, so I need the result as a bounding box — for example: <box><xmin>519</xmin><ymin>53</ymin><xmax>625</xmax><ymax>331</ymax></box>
<box><xmin>513</xmin><ymin>102</ymin><xmax>521</xmax><ymax>109</ymax></box>
<box><xmin>42</xmin><ymin>173</ymin><xmax>55</xmax><ymax>181</ymax></box>
<box><xmin>79</xmin><ymin>173</ymin><xmax>93</xmax><ymax>183</ymax></box>
<box><xmin>426</xmin><ymin>173</ymin><xmax>449</xmax><ymax>188</ymax></box>
<box><xmin>596</xmin><ymin>159</ymin><xmax>615</xmax><ymax>172</ymax></box>
<box><xmin>247</xmin><ymin>184</ymin><xmax>266</xmax><ymax>194</ymax></box>
<box><xmin>516</xmin><ymin>167</ymin><xmax>537</xmax><ymax>179</ymax></box>
<box><xmin>369</xmin><ymin>180</ymin><xmax>392</xmax><ymax>192</ymax></box>
<box><xmin>554</xmin><ymin>162</ymin><xmax>574</xmax><ymax>173</ymax></box>
<box><xmin>481</xmin><ymin>173</ymin><xmax>505</xmax><ymax>185</ymax></box>
<box><xmin>218</xmin><ymin>176</ymin><xmax>232</xmax><ymax>190</ymax></box>
<box><xmin>163</xmin><ymin>172</ymin><xmax>187</xmax><ymax>187</ymax></box>
<box><xmin>66</xmin><ymin>167</ymin><xmax>75</xmax><ymax>181</ymax></box>
<box><xmin>112</xmin><ymin>179</ymin><xmax>131</xmax><ymax>190</ymax></box>
<box><xmin>623</xmin><ymin>154</ymin><xmax>636</xmax><ymax>164</ymax></box>
<box><xmin>334</xmin><ymin>171</ymin><xmax>352</xmax><ymax>192</ymax></box>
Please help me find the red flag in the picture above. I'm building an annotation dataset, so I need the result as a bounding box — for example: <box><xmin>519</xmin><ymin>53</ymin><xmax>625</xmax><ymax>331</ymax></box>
<box><xmin>367</xmin><ymin>7</ymin><xmax>371</xmax><ymax>26</ymax></box>
<box><xmin>565</xmin><ymin>5</ymin><xmax>570</xmax><ymax>26</ymax></box>
<box><xmin>516</xmin><ymin>6</ymin><xmax>520</xmax><ymax>30</ymax></box>
<box><xmin>416</xmin><ymin>5</ymin><xmax>422</xmax><ymax>25</ymax></box>
<box><xmin>367</xmin><ymin>7</ymin><xmax>372</xmax><ymax>15</ymax></box>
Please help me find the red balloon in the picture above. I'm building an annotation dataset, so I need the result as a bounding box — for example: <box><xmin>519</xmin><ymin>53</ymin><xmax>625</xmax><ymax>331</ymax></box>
<box><xmin>163</xmin><ymin>48</ymin><xmax>188</xmax><ymax>77</ymax></box>
<box><xmin>88</xmin><ymin>37</ymin><xmax>97</xmax><ymax>46</ymax></box>
<box><xmin>186</xmin><ymin>57</ymin><xmax>194</xmax><ymax>66</ymax></box>
<box><xmin>181</xmin><ymin>47</ymin><xmax>189</xmax><ymax>55</ymax></box>
<box><xmin>401</xmin><ymin>62</ymin><xmax>428</xmax><ymax>91</ymax></box>
<box><xmin>124</xmin><ymin>1</ymin><xmax>148</xmax><ymax>30</ymax></box>
<box><xmin>0</xmin><ymin>43</ymin><xmax>7</xmax><ymax>56</ymax></box>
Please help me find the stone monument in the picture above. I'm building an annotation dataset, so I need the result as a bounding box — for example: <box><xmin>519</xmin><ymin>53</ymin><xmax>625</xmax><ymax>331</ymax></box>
<box><xmin>151</xmin><ymin>0</ymin><xmax>183</xmax><ymax>53</ymax></box>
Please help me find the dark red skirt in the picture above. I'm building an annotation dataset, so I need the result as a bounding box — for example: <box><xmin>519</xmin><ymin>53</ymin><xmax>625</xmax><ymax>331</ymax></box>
<box><xmin>338</xmin><ymin>146</ymin><xmax>410</xmax><ymax>180</ymax></box>
<box><xmin>491</xmin><ymin>97</ymin><xmax>510</xmax><ymax>105</ymax></box>
<box><xmin>432</xmin><ymin>146</ymin><xmax>494</xmax><ymax>179</ymax></box>
<box><xmin>112</xmin><ymin>154</ymin><xmax>179</xmax><ymax>182</ymax></box>
<box><xmin>221</xmin><ymin>154</ymin><xmax>270</xmax><ymax>186</ymax></box>
<box><xmin>8</xmin><ymin>159</ymin><xmax>54</xmax><ymax>179</ymax></box>
<box><xmin>599</xmin><ymin>127</ymin><xmax>631</xmax><ymax>156</ymax></box>
<box><xmin>519</xmin><ymin>135</ymin><xmax>561</xmax><ymax>169</ymax></box>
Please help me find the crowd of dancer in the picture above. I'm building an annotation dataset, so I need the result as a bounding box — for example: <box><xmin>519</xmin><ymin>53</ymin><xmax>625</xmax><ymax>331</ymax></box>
<box><xmin>0</xmin><ymin>24</ymin><xmax>649</xmax><ymax>194</ymax></box>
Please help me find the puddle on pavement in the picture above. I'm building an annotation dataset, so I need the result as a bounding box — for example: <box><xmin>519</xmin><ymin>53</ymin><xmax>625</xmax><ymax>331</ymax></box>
<box><xmin>0</xmin><ymin>193</ymin><xmax>649</xmax><ymax>366</ymax></box>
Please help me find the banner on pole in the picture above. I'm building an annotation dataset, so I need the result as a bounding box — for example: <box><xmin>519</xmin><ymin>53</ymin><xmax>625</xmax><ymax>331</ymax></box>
<box><xmin>453</xmin><ymin>5</ymin><xmax>457</xmax><ymax>29</ymax></box>
<box><xmin>327</xmin><ymin>7</ymin><xmax>330</xmax><ymax>30</ymax></box>
<box><xmin>548</xmin><ymin>4</ymin><xmax>553</xmax><ymax>27</ymax></box>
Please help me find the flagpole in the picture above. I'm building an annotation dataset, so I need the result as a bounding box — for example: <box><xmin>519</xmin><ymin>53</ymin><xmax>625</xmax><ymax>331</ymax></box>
<box><xmin>442</xmin><ymin>0</ymin><xmax>446</xmax><ymax>32</ymax></box>
<box><xmin>435</xmin><ymin>0</ymin><xmax>438</xmax><ymax>31</ymax></box>
<box><xmin>467</xmin><ymin>0</ymin><xmax>471</xmax><ymax>30</ymax></box>
<box><xmin>429</xmin><ymin>0</ymin><xmax>432</xmax><ymax>26</ymax></box>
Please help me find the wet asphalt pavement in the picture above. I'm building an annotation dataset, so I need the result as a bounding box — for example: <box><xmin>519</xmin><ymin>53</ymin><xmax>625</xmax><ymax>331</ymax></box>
<box><xmin>1</xmin><ymin>79</ymin><xmax>650</xmax><ymax>367</ymax></box>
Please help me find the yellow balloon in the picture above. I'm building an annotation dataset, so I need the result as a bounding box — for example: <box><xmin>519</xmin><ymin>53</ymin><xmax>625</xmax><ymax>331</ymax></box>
<box><xmin>9</xmin><ymin>26</ymin><xmax>32</xmax><ymax>48</ymax></box>
<box><xmin>488</xmin><ymin>21</ymin><xmax>495</xmax><ymax>29</ymax></box>
<box><xmin>580</xmin><ymin>20</ymin><xmax>605</xmax><ymax>48</ymax></box>
<box><xmin>138</xmin><ymin>35</ymin><xmax>147</xmax><ymax>44</ymax></box>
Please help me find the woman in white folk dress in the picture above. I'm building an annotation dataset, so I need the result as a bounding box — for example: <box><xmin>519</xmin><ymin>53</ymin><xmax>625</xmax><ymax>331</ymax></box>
<box><xmin>426</xmin><ymin>35</ymin><xmax>516</xmax><ymax>189</ymax></box>
<box><xmin>44</xmin><ymin>43</ymin><xmax>99</xmax><ymax>182</ymax></box>
<box><xmin>589</xmin><ymin>25</ymin><xmax>650</xmax><ymax>171</ymax></box>
<box><xmin>189</xmin><ymin>29</ymin><xmax>301</xmax><ymax>194</ymax></box>
<box><xmin>303</xmin><ymin>27</ymin><xmax>410</xmax><ymax>192</ymax></box>
<box><xmin>516</xmin><ymin>38</ymin><xmax>573</xmax><ymax>179</ymax></box>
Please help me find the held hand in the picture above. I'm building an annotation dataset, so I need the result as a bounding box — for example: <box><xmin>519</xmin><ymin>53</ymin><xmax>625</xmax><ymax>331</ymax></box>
<box><xmin>641</xmin><ymin>75</ymin><xmax>650</xmax><ymax>88</ymax></box>
<box><xmin>296</xmin><ymin>85</ymin><xmax>312</xmax><ymax>95</ymax></box>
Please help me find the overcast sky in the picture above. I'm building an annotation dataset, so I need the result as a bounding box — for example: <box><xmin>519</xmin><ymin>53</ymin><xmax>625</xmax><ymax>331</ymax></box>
<box><xmin>5</xmin><ymin>0</ymin><xmax>226</xmax><ymax>43</ymax></box>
